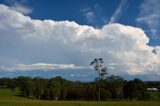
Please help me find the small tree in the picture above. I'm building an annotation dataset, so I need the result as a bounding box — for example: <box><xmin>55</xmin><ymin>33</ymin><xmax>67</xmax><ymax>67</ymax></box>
<box><xmin>91</xmin><ymin>58</ymin><xmax>108</xmax><ymax>101</ymax></box>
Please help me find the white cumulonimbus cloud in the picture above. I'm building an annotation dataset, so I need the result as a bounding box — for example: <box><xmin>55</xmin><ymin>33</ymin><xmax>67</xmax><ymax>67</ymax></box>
<box><xmin>0</xmin><ymin>4</ymin><xmax>160</xmax><ymax>79</ymax></box>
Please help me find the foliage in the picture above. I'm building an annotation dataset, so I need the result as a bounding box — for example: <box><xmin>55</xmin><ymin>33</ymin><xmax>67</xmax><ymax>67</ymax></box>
<box><xmin>0</xmin><ymin>88</ymin><xmax>160</xmax><ymax>106</ymax></box>
<box><xmin>0</xmin><ymin>76</ymin><xmax>160</xmax><ymax>101</ymax></box>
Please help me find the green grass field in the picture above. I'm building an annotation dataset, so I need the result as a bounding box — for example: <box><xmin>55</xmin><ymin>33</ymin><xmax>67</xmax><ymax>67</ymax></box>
<box><xmin>149</xmin><ymin>92</ymin><xmax>160</xmax><ymax>100</ymax></box>
<box><xmin>0</xmin><ymin>87</ymin><xmax>160</xmax><ymax>106</ymax></box>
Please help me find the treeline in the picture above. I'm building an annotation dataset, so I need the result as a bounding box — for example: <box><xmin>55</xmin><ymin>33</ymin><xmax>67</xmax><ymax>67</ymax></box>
<box><xmin>0</xmin><ymin>75</ymin><xmax>159</xmax><ymax>101</ymax></box>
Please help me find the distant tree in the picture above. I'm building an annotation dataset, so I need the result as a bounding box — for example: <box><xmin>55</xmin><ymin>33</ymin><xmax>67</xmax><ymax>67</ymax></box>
<box><xmin>16</xmin><ymin>76</ymin><xmax>34</xmax><ymax>97</ymax></box>
<box><xmin>66</xmin><ymin>81</ymin><xmax>84</xmax><ymax>100</ymax></box>
<box><xmin>33</xmin><ymin>77</ymin><xmax>46</xmax><ymax>99</ymax></box>
<box><xmin>43</xmin><ymin>88</ymin><xmax>50</xmax><ymax>100</ymax></box>
<box><xmin>48</xmin><ymin>77</ymin><xmax>62</xmax><ymax>100</ymax></box>
<box><xmin>123</xmin><ymin>78</ymin><xmax>149</xmax><ymax>101</ymax></box>
<box><xmin>84</xmin><ymin>82</ymin><xmax>97</xmax><ymax>100</ymax></box>
<box><xmin>7</xmin><ymin>78</ymin><xmax>17</xmax><ymax>92</ymax></box>
<box><xmin>0</xmin><ymin>77</ymin><xmax>10</xmax><ymax>87</ymax></box>
<box><xmin>106</xmin><ymin>75</ymin><xmax>124</xmax><ymax>101</ymax></box>
<box><xmin>60</xmin><ymin>80</ymin><xmax>70</xmax><ymax>100</ymax></box>
<box><xmin>91</xmin><ymin>58</ymin><xmax>108</xmax><ymax>101</ymax></box>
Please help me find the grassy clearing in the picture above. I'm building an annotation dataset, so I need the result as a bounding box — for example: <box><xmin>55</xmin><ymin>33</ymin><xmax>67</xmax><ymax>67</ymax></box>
<box><xmin>0</xmin><ymin>100</ymin><xmax>160</xmax><ymax>106</ymax></box>
<box><xmin>0</xmin><ymin>87</ymin><xmax>27</xmax><ymax>100</ymax></box>
<box><xmin>0</xmin><ymin>87</ymin><xmax>160</xmax><ymax>106</ymax></box>
<box><xmin>149</xmin><ymin>92</ymin><xmax>160</xmax><ymax>100</ymax></box>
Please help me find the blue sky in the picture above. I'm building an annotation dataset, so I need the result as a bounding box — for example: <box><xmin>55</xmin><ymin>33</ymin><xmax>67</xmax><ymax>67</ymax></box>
<box><xmin>0</xmin><ymin>0</ymin><xmax>160</xmax><ymax>81</ymax></box>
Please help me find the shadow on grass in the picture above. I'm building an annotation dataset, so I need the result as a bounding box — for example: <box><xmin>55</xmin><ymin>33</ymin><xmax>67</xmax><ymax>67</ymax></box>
<box><xmin>13</xmin><ymin>94</ymin><xmax>23</xmax><ymax>97</ymax></box>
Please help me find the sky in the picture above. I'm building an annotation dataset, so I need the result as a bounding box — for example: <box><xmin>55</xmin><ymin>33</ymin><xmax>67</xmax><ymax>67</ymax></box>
<box><xmin>0</xmin><ymin>0</ymin><xmax>160</xmax><ymax>81</ymax></box>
